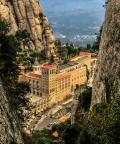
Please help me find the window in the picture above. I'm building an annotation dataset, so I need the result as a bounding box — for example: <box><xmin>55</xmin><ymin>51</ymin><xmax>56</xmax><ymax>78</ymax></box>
<box><xmin>33</xmin><ymin>91</ymin><xmax>35</xmax><ymax>95</ymax></box>
<box><xmin>37</xmin><ymin>92</ymin><xmax>39</xmax><ymax>96</ymax></box>
<box><xmin>62</xmin><ymin>85</ymin><xmax>64</xmax><ymax>89</ymax></box>
<box><xmin>65</xmin><ymin>83</ymin><xmax>67</xmax><ymax>88</ymax></box>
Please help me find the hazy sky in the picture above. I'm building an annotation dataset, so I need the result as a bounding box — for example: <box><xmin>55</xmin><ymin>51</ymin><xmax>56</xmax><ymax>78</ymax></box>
<box><xmin>40</xmin><ymin>0</ymin><xmax>105</xmax><ymax>44</ymax></box>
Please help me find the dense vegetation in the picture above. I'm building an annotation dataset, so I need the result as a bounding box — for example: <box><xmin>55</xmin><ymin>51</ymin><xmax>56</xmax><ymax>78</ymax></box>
<box><xmin>0</xmin><ymin>20</ymin><xmax>30</xmax><ymax>121</ymax></box>
<box><xmin>78</xmin><ymin>95</ymin><xmax>120</xmax><ymax>144</ymax></box>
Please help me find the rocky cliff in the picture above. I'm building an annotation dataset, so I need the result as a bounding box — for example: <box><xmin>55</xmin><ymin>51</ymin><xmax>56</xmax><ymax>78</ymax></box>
<box><xmin>91</xmin><ymin>0</ymin><xmax>120</xmax><ymax>106</ymax></box>
<box><xmin>0</xmin><ymin>80</ymin><xmax>24</xmax><ymax>144</ymax></box>
<box><xmin>0</xmin><ymin>0</ymin><xmax>56</xmax><ymax>54</ymax></box>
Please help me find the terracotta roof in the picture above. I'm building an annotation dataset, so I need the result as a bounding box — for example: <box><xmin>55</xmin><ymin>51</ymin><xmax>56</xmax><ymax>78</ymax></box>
<box><xmin>56</xmin><ymin>74</ymin><xmax>65</xmax><ymax>79</ymax></box>
<box><xmin>26</xmin><ymin>72</ymin><xmax>41</xmax><ymax>78</ymax></box>
<box><xmin>42</xmin><ymin>65</ymin><xmax>56</xmax><ymax>70</ymax></box>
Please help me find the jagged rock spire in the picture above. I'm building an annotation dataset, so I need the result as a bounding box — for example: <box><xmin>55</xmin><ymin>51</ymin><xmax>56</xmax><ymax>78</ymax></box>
<box><xmin>0</xmin><ymin>0</ymin><xmax>56</xmax><ymax>54</ymax></box>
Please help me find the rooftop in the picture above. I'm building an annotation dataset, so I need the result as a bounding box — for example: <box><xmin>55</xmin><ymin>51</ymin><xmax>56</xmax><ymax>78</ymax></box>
<box><xmin>59</xmin><ymin>56</ymin><xmax>88</xmax><ymax>70</ymax></box>
<box><xmin>42</xmin><ymin>65</ymin><xmax>56</xmax><ymax>70</ymax></box>
<box><xmin>56</xmin><ymin>73</ymin><xmax>66</xmax><ymax>79</ymax></box>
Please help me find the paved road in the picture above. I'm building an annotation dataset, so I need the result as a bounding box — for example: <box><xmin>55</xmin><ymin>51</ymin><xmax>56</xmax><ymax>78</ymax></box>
<box><xmin>35</xmin><ymin>116</ymin><xmax>59</xmax><ymax>131</ymax></box>
<box><xmin>34</xmin><ymin>97</ymin><xmax>73</xmax><ymax>131</ymax></box>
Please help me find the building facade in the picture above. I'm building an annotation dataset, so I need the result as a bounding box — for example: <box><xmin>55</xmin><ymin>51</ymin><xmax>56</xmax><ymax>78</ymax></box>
<box><xmin>24</xmin><ymin>52</ymin><xmax>91</xmax><ymax>114</ymax></box>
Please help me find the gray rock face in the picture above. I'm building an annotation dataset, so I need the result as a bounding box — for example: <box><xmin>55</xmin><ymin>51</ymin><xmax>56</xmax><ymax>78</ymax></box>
<box><xmin>91</xmin><ymin>0</ymin><xmax>120</xmax><ymax>107</ymax></box>
<box><xmin>0</xmin><ymin>0</ymin><xmax>56</xmax><ymax>54</ymax></box>
<box><xmin>0</xmin><ymin>80</ymin><xmax>24</xmax><ymax>144</ymax></box>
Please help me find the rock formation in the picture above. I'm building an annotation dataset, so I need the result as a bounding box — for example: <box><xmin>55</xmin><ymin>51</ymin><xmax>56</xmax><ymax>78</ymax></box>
<box><xmin>0</xmin><ymin>79</ymin><xmax>24</xmax><ymax>144</ymax></box>
<box><xmin>0</xmin><ymin>0</ymin><xmax>56</xmax><ymax>54</ymax></box>
<box><xmin>91</xmin><ymin>0</ymin><xmax>120</xmax><ymax>106</ymax></box>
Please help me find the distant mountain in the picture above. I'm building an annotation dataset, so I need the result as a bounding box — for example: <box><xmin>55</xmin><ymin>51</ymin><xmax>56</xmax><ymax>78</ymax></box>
<box><xmin>40</xmin><ymin>0</ymin><xmax>105</xmax><ymax>45</ymax></box>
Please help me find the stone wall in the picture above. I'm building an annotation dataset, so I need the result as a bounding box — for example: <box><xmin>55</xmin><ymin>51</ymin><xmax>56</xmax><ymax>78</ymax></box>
<box><xmin>91</xmin><ymin>0</ymin><xmax>120</xmax><ymax>107</ymax></box>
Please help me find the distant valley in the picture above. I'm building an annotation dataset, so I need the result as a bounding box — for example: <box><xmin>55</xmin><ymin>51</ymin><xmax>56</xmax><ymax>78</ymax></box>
<box><xmin>40</xmin><ymin>0</ymin><xmax>105</xmax><ymax>45</ymax></box>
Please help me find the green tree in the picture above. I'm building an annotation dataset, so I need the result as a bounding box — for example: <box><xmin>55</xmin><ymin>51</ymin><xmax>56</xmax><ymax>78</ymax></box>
<box><xmin>57</xmin><ymin>39</ymin><xmax>62</xmax><ymax>46</ymax></box>
<box><xmin>67</xmin><ymin>46</ymin><xmax>75</xmax><ymax>58</ymax></box>
<box><xmin>78</xmin><ymin>96</ymin><xmax>120</xmax><ymax>144</ymax></box>
<box><xmin>39</xmin><ymin>50</ymin><xmax>48</xmax><ymax>61</ymax></box>
<box><xmin>86</xmin><ymin>44</ymin><xmax>92</xmax><ymax>50</ymax></box>
<box><xmin>24</xmin><ymin>129</ymin><xmax>53</xmax><ymax>144</ymax></box>
<box><xmin>104</xmin><ymin>96</ymin><xmax>120</xmax><ymax>144</ymax></box>
<box><xmin>92</xmin><ymin>26</ymin><xmax>103</xmax><ymax>51</ymax></box>
<box><xmin>78</xmin><ymin>86</ymin><xmax>92</xmax><ymax>111</ymax></box>
<box><xmin>63</xmin><ymin>58</ymin><xmax>69</xmax><ymax>64</ymax></box>
<box><xmin>62</xmin><ymin>124</ymin><xmax>80</xmax><ymax>144</ymax></box>
<box><xmin>49</xmin><ymin>55</ymin><xmax>55</xmax><ymax>64</ymax></box>
<box><xmin>0</xmin><ymin>19</ymin><xmax>30</xmax><ymax>120</ymax></box>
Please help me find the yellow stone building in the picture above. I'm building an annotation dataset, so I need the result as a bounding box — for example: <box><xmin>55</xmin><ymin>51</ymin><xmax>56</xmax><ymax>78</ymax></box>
<box><xmin>24</xmin><ymin>52</ymin><xmax>91</xmax><ymax>114</ymax></box>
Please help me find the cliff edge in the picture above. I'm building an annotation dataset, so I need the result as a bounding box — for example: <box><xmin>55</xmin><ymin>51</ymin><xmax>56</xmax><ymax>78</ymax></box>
<box><xmin>91</xmin><ymin>0</ymin><xmax>120</xmax><ymax>106</ymax></box>
<box><xmin>0</xmin><ymin>80</ymin><xmax>24</xmax><ymax>144</ymax></box>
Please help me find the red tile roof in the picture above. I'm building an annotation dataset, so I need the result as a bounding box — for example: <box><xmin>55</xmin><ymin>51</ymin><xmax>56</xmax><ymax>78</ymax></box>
<box><xmin>56</xmin><ymin>74</ymin><xmax>69</xmax><ymax>79</ymax></box>
<box><xmin>56</xmin><ymin>74</ymin><xmax>65</xmax><ymax>79</ymax></box>
<box><xmin>42</xmin><ymin>65</ymin><xmax>56</xmax><ymax>70</ymax></box>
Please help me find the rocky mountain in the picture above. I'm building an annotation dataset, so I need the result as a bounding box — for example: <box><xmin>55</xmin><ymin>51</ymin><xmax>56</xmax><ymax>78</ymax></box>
<box><xmin>91</xmin><ymin>0</ymin><xmax>120</xmax><ymax>106</ymax></box>
<box><xmin>0</xmin><ymin>0</ymin><xmax>56</xmax><ymax>54</ymax></box>
<box><xmin>0</xmin><ymin>80</ymin><xmax>24</xmax><ymax>144</ymax></box>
